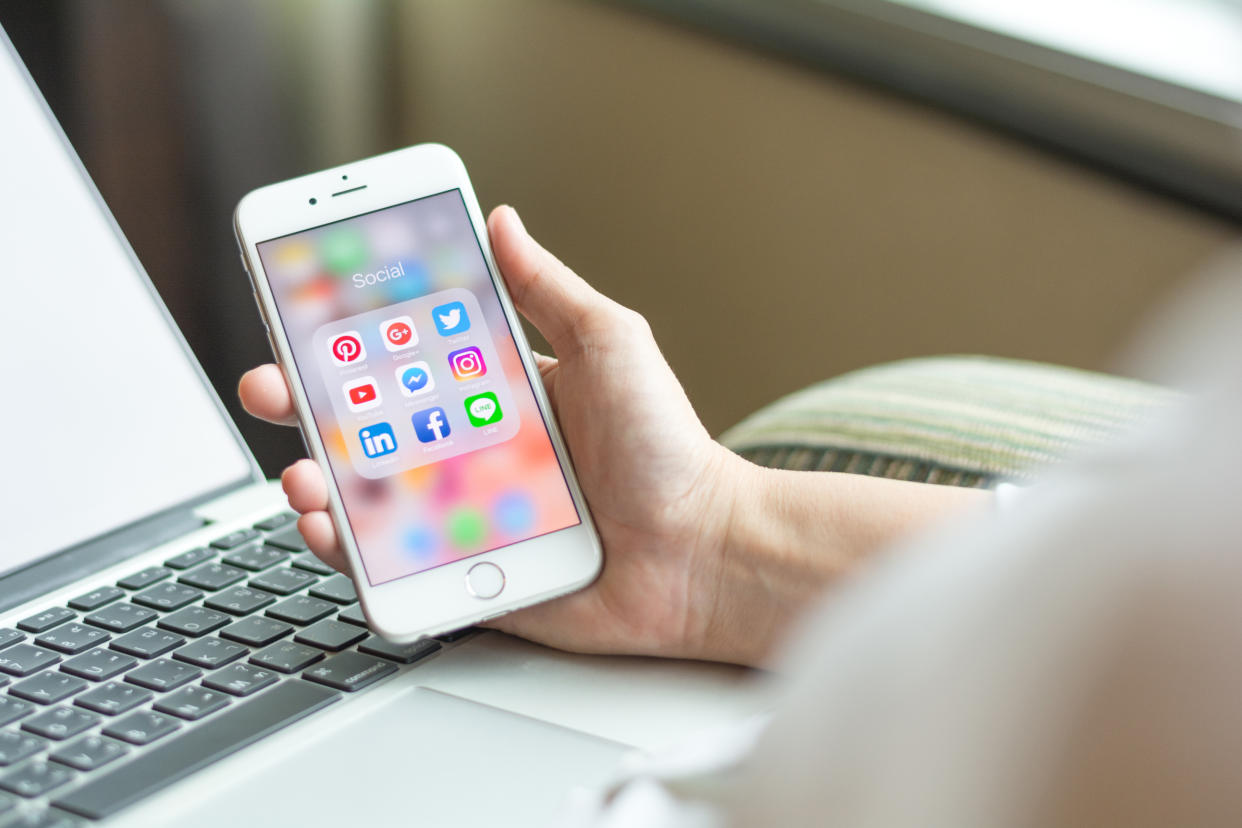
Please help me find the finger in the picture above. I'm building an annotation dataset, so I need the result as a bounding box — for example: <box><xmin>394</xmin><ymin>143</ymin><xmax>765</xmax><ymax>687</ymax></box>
<box><xmin>296</xmin><ymin>512</ymin><xmax>348</xmax><ymax>573</ymax></box>
<box><xmin>531</xmin><ymin>350</ymin><xmax>557</xmax><ymax>376</ymax></box>
<box><xmin>280</xmin><ymin>459</ymin><xmax>329</xmax><ymax>513</ymax></box>
<box><xmin>488</xmin><ymin>205</ymin><xmax>608</xmax><ymax>354</ymax></box>
<box><xmin>238</xmin><ymin>365</ymin><xmax>298</xmax><ymax>426</ymax></box>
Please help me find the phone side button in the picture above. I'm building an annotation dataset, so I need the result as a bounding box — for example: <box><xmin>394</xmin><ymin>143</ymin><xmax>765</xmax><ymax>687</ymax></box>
<box><xmin>465</xmin><ymin>563</ymin><xmax>504</xmax><ymax>600</ymax></box>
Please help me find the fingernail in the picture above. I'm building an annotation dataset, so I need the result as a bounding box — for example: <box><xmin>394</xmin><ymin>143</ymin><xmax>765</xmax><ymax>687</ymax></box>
<box><xmin>507</xmin><ymin>206</ymin><xmax>526</xmax><ymax>234</ymax></box>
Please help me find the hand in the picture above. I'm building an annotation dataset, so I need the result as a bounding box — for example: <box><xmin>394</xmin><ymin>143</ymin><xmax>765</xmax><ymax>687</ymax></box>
<box><xmin>240</xmin><ymin>206</ymin><xmax>748</xmax><ymax>661</ymax></box>
<box><xmin>240</xmin><ymin>206</ymin><xmax>987</xmax><ymax>666</ymax></box>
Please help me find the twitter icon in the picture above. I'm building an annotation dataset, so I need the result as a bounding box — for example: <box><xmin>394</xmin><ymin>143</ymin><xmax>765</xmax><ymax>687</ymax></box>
<box><xmin>432</xmin><ymin>300</ymin><xmax>470</xmax><ymax>336</ymax></box>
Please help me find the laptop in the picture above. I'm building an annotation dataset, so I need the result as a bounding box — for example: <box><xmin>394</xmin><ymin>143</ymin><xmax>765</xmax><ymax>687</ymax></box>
<box><xmin>0</xmin><ymin>28</ymin><xmax>766</xmax><ymax>828</ymax></box>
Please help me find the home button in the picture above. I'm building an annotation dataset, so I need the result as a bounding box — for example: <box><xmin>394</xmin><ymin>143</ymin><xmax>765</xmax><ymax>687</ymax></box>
<box><xmin>465</xmin><ymin>562</ymin><xmax>505</xmax><ymax>599</ymax></box>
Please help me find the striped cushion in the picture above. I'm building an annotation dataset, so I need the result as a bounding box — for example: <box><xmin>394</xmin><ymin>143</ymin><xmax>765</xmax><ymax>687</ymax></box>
<box><xmin>719</xmin><ymin>356</ymin><xmax>1179</xmax><ymax>486</ymax></box>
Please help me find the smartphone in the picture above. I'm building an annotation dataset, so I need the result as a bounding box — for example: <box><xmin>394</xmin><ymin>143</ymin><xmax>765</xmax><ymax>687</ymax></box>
<box><xmin>234</xmin><ymin>144</ymin><xmax>602</xmax><ymax>641</ymax></box>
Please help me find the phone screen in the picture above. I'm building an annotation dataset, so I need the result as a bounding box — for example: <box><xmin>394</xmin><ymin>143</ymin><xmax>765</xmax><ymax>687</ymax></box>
<box><xmin>256</xmin><ymin>189</ymin><xmax>580</xmax><ymax>586</ymax></box>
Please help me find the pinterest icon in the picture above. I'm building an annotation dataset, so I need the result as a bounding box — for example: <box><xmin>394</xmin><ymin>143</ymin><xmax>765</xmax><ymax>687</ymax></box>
<box><xmin>328</xmin><ymin>331</ymin><xmax>366</xmax><ymax>366</ymax></box>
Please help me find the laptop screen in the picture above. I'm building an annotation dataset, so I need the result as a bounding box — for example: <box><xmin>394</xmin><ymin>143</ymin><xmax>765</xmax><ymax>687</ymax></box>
<box><xmin>0</xmin><ymin>32</ymin><xmax>255</xmax><ymax>578</ymax></box>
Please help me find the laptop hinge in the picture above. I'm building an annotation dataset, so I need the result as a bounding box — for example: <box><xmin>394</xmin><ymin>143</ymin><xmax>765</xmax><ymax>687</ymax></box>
<box><xmin>0</xmin><ymin>480</ymin><xmax>263</xmax><ymax>615</ymax></box>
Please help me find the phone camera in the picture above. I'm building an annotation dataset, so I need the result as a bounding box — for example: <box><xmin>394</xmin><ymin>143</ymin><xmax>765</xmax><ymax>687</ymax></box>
<box><xmin>309</xmin><ymin>197</ymin><xmax>318</xmax><ymax>205</ymax></box>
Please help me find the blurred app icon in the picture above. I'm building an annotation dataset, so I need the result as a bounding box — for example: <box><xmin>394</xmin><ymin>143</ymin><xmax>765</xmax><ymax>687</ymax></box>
<box><xmin>448</xmin><ymin>346</ymin><xmax>486</xmax><ymax>381</ymax></box>
<box><xmin>358</xmin><ymin>422</ymin><xmax>397</xmax><ymax>458</ymax></box>
<box><xmin>380</xmin><ymin>316</ymin><xmax>418</xmax><ymax>351</ymax></box>
<box><xmin>432</xmin><ymin>300</ymin><xmax>470</xmax><ymax>336</ymax></box>
<box><xmin>464</xmin><ymin>392</ymin><xmax>503</xmax><ymax>427</ymax></box>
<box><xmin>343</xmin><ymin>376</ymin><xmax>381</xmax><ymax>412</ymax></box>
<box><xmin>328</xmin><ymin>331</ymin><xmax>366</xmax><ymax>365</ymax></box>
<box><xmin>395</xmin><ymin>361</ymin><xmax>435</xmax><ymax>397</ymax></box>
<box><xmin>412</xmin><ymin>407</ymin><xmax>452</xmax><ymax>443</ymax></box>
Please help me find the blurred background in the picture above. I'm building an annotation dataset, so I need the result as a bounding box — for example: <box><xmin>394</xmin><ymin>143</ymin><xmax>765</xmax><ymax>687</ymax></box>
<box><xmin>2</xmin><ymin>0</ymin><xmax>1239</xmax><ymax>477</ymax></box>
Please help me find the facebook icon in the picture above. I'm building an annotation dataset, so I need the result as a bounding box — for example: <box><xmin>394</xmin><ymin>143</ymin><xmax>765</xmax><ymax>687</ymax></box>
<box><xmin>411</xmin><ymin>406</ymin><xmax>452</xmax><ymax>443</ymax></box>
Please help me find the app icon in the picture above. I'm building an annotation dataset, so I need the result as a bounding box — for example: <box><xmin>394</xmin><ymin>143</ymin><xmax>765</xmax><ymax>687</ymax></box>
<box><xmin>379</xmin><ymin>316</ymin><xmax>418</xmax><ymax>351</ymax></box>
<box><xmin>411</xmin><ymin>406</ymin><xmax>452</xmax><ymax>443</ymax></box>
<box><xmin>343</xmin><ymin>376</ymin><xmax>381</xmax><ymax>412</ymax></box>
<box><xmin>464</xmin><ymin>392</ymin><xmax>503</xmax><ymax>427</ymax></box>
<box><xmin>395</xmin><ymin>361</ymin><xmax>435</xmax><ymax>397</ymax></box>
<box><xmin>447</xmin><ymin>346</ymin><xmax>486</xmax><ymax>381</ymax></box>
<box><xmin>358</xmin><ymin>422</ymin><xmax>397</xmax><ymax>458</ymax></box>
<box><xmin>432</xmin><ymin>301</ymin><xmax>470</xmax><ymax>336</ymax></box>
<box><xmin>328</xmin><ymin>331</ymin><xmax>365</xmax><ymax>365</ymax></box>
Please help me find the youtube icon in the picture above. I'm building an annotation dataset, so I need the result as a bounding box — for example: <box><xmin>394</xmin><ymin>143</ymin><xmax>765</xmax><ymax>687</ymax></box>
<box><xmin>343</xmin><ymin>376</ymin><xmax>381</xmax><ymax>413</ymax></box>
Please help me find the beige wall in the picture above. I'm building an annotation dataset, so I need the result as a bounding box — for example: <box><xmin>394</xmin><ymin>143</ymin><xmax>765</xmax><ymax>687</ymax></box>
<box><xmin>387</xmin><ymin>0</ymin><xmax>1238</xmax><ymax>435</ymax></box>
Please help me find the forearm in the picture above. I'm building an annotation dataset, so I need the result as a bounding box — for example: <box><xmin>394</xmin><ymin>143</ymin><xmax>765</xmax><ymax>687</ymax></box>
<box><xmin>695</xmin><ymin>459</ymin><xmax>989</xmax><ymax>667</ymax></box>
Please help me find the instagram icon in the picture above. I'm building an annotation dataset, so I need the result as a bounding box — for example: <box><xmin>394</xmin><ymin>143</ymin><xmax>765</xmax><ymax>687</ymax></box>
<box><xmin>447</xmin><ymin>346</ymin><xmax>486</xmax><ymax>381</ymax></box>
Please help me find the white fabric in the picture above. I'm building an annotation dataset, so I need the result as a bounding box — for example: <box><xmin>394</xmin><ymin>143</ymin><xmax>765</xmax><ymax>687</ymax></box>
<box><xmin>571</xmin><ymin>261</ymin><xmax>1242</xmax><ymax>827</ymax></box>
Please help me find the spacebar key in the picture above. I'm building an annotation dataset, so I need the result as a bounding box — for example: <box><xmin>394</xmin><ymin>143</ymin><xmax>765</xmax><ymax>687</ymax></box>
<box><xmin>54</xmin><ymin>680</ymin><xmax>339</xmax><ymax>820</ymax></box>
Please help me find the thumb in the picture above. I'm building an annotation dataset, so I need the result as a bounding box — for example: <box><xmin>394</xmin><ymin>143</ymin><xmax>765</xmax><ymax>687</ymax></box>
<box><xmin>488</xmin><ymin>205</ymin><xmax>606</xmax><ymax>354</ymax></box>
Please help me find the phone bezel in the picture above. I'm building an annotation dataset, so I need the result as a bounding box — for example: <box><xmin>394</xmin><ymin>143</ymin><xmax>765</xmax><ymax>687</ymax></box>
<box><xmin>234</xmin><ymin>144</ymin><xmax>602</xmax><ymax>642</ymax></box>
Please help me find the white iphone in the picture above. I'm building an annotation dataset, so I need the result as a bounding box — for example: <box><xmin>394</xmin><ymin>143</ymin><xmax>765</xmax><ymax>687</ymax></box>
<box><xmin>234</xmin><ymin>144</ymin><xmax>602</xmax><ymax>642</ymax></box>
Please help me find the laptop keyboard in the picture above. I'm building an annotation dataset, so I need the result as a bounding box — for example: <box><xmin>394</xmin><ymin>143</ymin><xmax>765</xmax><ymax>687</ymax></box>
<box><xmin>0</xmin><ymin>512</ymin><xmax>472</xmax><ymax>825</ymax></box>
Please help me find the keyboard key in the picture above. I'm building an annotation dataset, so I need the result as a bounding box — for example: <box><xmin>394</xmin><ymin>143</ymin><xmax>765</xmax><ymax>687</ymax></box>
<box><xmin>116</xmin><ymin>566</ymin><xmax>172</xmax><ymax>591</ymax></box>
<box><xmin>358</xmin><ymin>636</ymin><xmax>441</xmax><ymax>665</ymax></box>
<box><xmin>102</xmin><ymin>710</ymin><xmax>180</xmax><ymax>746</ymax></box>
<box><xmin>250</xmin><ymin>642</ymin><xmax>323</xmax><ymax>674</ymax></box>
<box><xmin>67</xmin><ymin>586</ymin><xmax>124</xmax><ymax>612</ymax></box>
<box><xmin>0</xmin><ymin>731</ymin><xmax>46</xmax><ymax>767</ymax></box>
<box><xmin>17</xmin><ymin>608</ymin><xmax>75</xmax><ymax>634</ymax></box>
<box><xmin>435</xmin><ymin>627</ymin><xmax>478</xmax><ymax>643</ymax></box>
<box><xmin>10</xmin><ymin>672</ymin><xmax>87</xmax><ymax>705</ymax></box>
<box><xmin>178</xmin><ymin>563</ymin><xmax>247</xmax><ymax>592</ymax></box>
<box><xmin>74</xmin><ymin>682</ymin><xmax>152</xmax><ymax>715</ymax></box>
<box><xmin>254</xmin><ymin>512</ymin><xmax>298</xmax><ymax>532</ymax></box>
<box><xmin>222</xmin><ymin>544</ymin><xmax>287</xmax><ymax>572</ymax></box>
<box><xmin>110</xmin><ymin>628</ymin><xmax>186</xmax><ymax>659</ymax></box>
<box><xmin>202</xmin><ymin>663</ymin><xmax>278</xmax><ymax>697</ymax></box>
<box><xmin>49</xmin><ymin>735</ymin><xmax>128</xmax><ymax>772</ymax></box>
<box><xmin>294</xmin><ymin>619</ymin><xmax>366</xmax><ymax>652</ymax></box>
<box><xmin>249</xmin><ymin>567</ymin><xmax>317</xmax><ymax>596</ymax></box>
<box><xmin>21</xmin><ymin>807</ymin><xmax>80</xmax><ymax>827</ymax></box>
<box><xmin>220</xmin><ymin>617</ymin><xmax>292</xmax><ymax>648</ymax></box>
<box><xmin>158</xmin><ymin>606</ymin><xmax>229</xmax><ymax>637</ymax></box>
<box><xmin>0</xmin><ymin>696</ymin><xmax>35</xmax><ymax>727</ymax></box>
<box><xmin>153</xmin><ymin>686</ymin><xmax>231</xmax><ymax>721</ymax></box>
<box><xmin>308</xmin><ymin>574</ymin><xmax>356</xmax><ymax>605</ymax></box>
<box><xmin>172</xmin><ymin>637</ymin><xmax>247</xmax><ymax>670</ymax></box>
<box><xmin>53</xmin><ymin>680</ymin><xmax>337</xmax><ymax>820</ymax></box>
<box><xmin>22</xmin><ymin>707</ymin><xmax>100</xmax><ymax>741</ymax></box>
<box><xmin>35</xmin><ymin>624</ymin><xmax>109</xmax><ymax>655</ymax></box>
<box><xmin>337</xmin><ymin>605</ymin><xmax>369</xmax><ymax>627</ymax></box>
<box><xmin>0</xmin><ymin>644</ymin><xmax>61</xmax><ymax>677</ymax></box>
<box><xmin>203</xmin><ymin>586</ymin><xmax>275</xmax><ymax>616</ymax></box>
<box><xmin>131</xmin><ymin>582</ymin><xmax>203</xmax><ymax>612</ymax></box>
<box><xmin>164</xmin><ymin>547</ymin><xmax>215</xmax><ymax>570</ymax></box>
<box><xmin>0</xmin><ymin>761</ymin><xmax>74</xmax><ymax>797</ymax></box>
<box><xmin>210</xmin><ymin>528</ymin><xmax>260</xmax><ymax>550</ymax></box>
<box><xmin>0</xmin><ymin>629</ymin><xmax>24</xmax><ymax>650</ymax></box>
<box><xmin>83</xmin><ymin>603</ymin><xmax>157</xmax><ymax>634</ymax></box>
<box><xmin>290</xmin><ymin>552</ymin><xmax>336</xmax><ymax>577</ymax></box>
<box><xmin>303</xmin><ymin>651</ymin><xmax>396</xmax><ymax>692</ymax></box>
<box><xmin>264</xmin><ymin>527</ymin><xmax>309</xmax><ymax>552</ymax></box>
<box><xmin>60</xmin><ymin>649</ymin><xmax>136</xmax><ymax>682</ymax></box>
<box><xmin>125</xmin><ymin>659</ymin><xmax>201</xmax><ymax>692</ymax></box>
<box><xmin>266</xmin><ymin>595</ymin><xmax>336</xmax><ymax>626</ymax></box>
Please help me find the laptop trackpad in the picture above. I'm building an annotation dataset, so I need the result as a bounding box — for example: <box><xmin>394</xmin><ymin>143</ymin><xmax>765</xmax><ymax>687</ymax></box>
<box><xmin>128</xmin><ymin>686</ymin><xmax>630</xmax><ymax>827</ymax></box>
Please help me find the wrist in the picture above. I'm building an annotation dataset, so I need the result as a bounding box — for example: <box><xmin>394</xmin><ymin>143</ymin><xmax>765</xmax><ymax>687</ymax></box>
<box><xmin>686</xmin><ymin>457</ymin><xmax>990</xmax><ymax>667</ymax></box>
